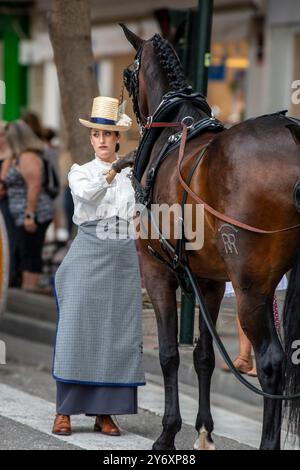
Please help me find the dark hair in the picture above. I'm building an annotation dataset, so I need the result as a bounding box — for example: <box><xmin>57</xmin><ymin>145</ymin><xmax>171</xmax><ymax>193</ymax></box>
<box><xmin>5</xmin><ymin>120</ymin><xmax>44</xmax><ymax>156</ymax></box>
<box><xmin>115</xmin><ymin>131</ymin><xmax>120</xmax><ymax>152</ymax></box>
<box><xmin>21</xmin><ymin>111</ymin><xmax>44</xmax><ymax>140</ymax></box>
<box><xmin>43</xmin><ymin>127</ymin><xmax>56</xmax><ymax>143</ymax></box>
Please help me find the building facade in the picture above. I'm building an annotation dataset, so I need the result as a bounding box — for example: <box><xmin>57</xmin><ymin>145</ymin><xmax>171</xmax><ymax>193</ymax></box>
<box><xmin>0</xmin><ymin>0</ymin><xmax>300</xmax><ymax>152</ymax></box>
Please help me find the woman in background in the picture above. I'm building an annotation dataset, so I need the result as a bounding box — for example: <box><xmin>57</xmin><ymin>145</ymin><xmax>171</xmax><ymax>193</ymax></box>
<box><xmin>4</xmin><ymin>120</ymin><xmax>54</xmax><ymax>292</ymax></box>
<box><xmin>0</xmin><ymin>121</ymin><xmax>16</xmax><ymax>286</ymax></box>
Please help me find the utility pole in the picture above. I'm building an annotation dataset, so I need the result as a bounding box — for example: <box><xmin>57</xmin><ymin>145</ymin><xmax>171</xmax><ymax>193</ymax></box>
<box><xmin>195</xmin><ymin>0</ymin><xmax>214</xmax><ymax>95</ymax></box>
<box><xmin>179</xmin><ymin>0</ymin><xmax>214</xmax><ymax>345</ymax></box>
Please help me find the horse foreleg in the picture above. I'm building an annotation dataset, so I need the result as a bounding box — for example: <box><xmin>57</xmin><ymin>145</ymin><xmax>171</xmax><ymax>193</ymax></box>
<box><xmin>143</xmin><ymin>257</ymin><xmax>181</xmax><ymax>450</ymax></box>
<box><xmin>236</xmin><ymin>289</ymin><xmax>284</xmax><ymax>450</ymax></box>
<box><xmin>153</xmin><ymin>284</ymin><xmax>181</xmax><ymax>450</ymax></box>
<box><xmin>193</xmin><ymin>280</ymin><xmax>225</xmax><ymax>451</ymax></box>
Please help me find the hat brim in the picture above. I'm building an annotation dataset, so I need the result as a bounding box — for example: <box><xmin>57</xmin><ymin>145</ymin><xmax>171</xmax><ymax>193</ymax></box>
<box><xmin>79</xmin><ymin>118</ymin><xmax>130</xmax><ymax>132</ymax></box>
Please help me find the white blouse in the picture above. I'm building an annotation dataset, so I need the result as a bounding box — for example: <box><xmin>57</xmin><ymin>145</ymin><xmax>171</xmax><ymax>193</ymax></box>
<box><xmin>68</xmin><ymin>156</ymin><xmax>135</xmax><ymax>226</ymax></box>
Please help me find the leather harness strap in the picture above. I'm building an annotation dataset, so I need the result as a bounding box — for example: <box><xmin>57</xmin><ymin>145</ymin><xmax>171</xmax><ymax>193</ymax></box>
<box><xmin>146</xmin><ymin>121</ymin><xmax>300</xmax><ymax>234</ymax></box>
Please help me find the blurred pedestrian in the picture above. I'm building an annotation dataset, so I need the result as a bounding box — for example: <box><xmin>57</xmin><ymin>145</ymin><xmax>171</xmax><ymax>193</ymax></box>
<box><xmin>21</xmin><ymin>110</ymin><xmax>44</xmax><ymax>140</ymax></box>
<box><xmin>21</xmin><ymin>112</ymin><xmax>61</xmax><ymax>241</ymax></box>
<box><xmin>52</xmin><ymin>147</ymin><xmax>74</xmax><ymax>240</ymax></box>
<box><xmin>0</xmin><ymin>121</ymin><xmax>18</xmax><ymax>286</ymax></box>
<box><xmin>4</xmin><ymin>120</ymin><xmax>54</xmax><ymax>292</ymax></box>
<box><xmin>221</xmin><ymin>277</ymin><xmax>288</xmax><ymax>377</ymax></box>
<box><xmin>221</xmin><ymin>315</ymin><xmax>257</xmax><ymax>377</ymax></box>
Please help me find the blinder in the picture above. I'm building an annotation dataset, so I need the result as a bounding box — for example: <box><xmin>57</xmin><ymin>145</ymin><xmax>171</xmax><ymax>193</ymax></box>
<box><xmin>293</xmin><ymin>180</ymin><xmax>300</xmax><ymax>213</ymax></box>
<box><xmin>123</xmin><ymin>51</ymin><xmax>143</xmax><ymax>126</ymax></box>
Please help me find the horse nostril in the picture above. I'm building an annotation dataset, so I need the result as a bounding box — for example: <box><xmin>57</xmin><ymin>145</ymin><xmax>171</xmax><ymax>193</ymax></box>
<box><xmin>293</xmin><ymin>180</ymin><xmax>300</xmax><ymax>213</ymax></box>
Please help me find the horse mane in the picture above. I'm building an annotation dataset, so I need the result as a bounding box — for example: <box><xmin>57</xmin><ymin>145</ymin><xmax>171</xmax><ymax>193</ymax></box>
<box><xmin>151</xmin><ymin>34</ymin><xmax>189</xmax><ymax>91</ymax></box>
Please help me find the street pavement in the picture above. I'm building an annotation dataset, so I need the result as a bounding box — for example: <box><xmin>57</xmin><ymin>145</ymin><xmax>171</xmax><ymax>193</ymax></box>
<box><xmin>0</xmin><ymin>349</ymin><xmax>254</xmax><ymax>451</ymax></box>
<box><xmin>0</xmin><ymin>288</ymin><xmax>298</xmax><ymax>450</ymax></box>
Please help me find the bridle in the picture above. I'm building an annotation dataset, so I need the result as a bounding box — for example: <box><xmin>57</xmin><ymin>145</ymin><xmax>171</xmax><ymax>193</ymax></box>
<box><xmin>123</xmin><ymin>47</ymin><xmax>143</xmax><ymax>128</ymax></box>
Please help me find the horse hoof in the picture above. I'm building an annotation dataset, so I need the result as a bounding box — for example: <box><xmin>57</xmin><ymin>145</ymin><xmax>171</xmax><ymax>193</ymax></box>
<box><xmin>193</xmin><ymin>427</ymin><xmax>216</xmax><ymax>451</ymax></box>
<box><xmin>152</xmin><ymin>442</ymin><xmax>176</xmax><ymax>451</ymax></box>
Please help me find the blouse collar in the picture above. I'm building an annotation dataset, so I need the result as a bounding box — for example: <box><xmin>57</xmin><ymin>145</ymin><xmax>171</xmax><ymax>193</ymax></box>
<box><xmin>94</xmin><ymin>154</ymin><xmax>120</xmax><ymax>167</ymax></box>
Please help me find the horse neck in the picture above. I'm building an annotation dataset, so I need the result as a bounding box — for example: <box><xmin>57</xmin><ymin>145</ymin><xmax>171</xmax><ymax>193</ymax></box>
<box><xmin>144</xmin><ymin>73</ymin><xmax>170</xmax><ymax>117</ymax></box>
<box><xmin>144</xmin><ymin>79</ymin><xmax>209</xmax><ymax>122</ymax></box>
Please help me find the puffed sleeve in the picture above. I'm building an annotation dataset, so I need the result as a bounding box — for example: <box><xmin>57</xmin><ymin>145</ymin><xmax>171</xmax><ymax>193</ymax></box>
<box><xmin>68</xmin><ymin>163</ymin><xmax>116</xmax><ymax>202</ymax></box>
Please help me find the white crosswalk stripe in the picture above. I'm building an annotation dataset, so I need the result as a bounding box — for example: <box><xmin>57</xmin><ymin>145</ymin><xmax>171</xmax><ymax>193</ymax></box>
<box><xmin>0</xmin><ymin>381</ymin><xmax>298</xmax><ymax>450</ymax></box>
<box><xmin>0</xmin><ymin>383</ymin><xmax>153</xmax><ymax>450</ymax></box>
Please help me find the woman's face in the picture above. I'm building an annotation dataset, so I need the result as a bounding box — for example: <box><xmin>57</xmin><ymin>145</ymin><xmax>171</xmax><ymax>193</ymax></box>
<box><xmin>90</xmin><ymin>129</ymin><xmax>119</xmax><ymax>163</ymax></box>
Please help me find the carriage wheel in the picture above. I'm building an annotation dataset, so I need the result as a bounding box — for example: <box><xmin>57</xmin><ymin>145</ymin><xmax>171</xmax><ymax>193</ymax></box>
<box><xmin>0</xmin><ymin>211</ymin><xmax>9</xmax><ymax>316</ymax></box>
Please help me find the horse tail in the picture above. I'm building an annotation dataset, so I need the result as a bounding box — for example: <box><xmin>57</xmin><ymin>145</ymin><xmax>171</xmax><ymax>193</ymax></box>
<box><xmin>282</xmin><ymin>121</ymin><xmax>300</xmax><ymax>441</ymax></box>
<box><xmin>283</xmin><ymin>242</ymin><xmax>300</xmax><ymax>443</ymax></box>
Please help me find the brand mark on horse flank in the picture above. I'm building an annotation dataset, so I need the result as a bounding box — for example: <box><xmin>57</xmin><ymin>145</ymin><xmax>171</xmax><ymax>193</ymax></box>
<box><xmin>218</xmin><ymin>224</ymin><xmax>239</xmax><ymax>255</ymax></box>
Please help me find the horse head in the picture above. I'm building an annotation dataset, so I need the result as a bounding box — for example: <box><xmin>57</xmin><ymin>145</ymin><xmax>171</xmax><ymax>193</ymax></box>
<box><xmin>120</xmin><ymin>24</ymin><xmax>189</xmax><ymax>128</ymax></box>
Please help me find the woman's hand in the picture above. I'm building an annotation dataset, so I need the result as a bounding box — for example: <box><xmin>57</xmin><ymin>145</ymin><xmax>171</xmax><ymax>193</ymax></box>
<box><xmin>24</xmin><ymin>218</ymin><xmax>38</xmax><ymax>233</ymax></box>
<box><xmin>111</xmin><ymin>150</ymin><xmax>137</xmax><ymax>173</ymax></box>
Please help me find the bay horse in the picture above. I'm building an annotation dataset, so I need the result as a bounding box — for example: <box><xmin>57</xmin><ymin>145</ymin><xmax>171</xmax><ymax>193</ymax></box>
<box><xmin>121</xmin><ymin>24</ymin><xmax>300</xmax><ymax>450</ymax></box>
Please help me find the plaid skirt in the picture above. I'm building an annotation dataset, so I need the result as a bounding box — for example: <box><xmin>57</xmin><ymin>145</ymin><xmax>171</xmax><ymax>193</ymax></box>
<box><xmin>53</xmin><ymin>218</ymin><xmax>145</xmax><ymax>387</ymax></box>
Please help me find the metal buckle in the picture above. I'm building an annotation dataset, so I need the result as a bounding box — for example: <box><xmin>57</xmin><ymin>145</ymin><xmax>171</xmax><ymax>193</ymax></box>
<box><xmin>168</xmin><ymin>132</ymin><xmax>182</xmax><ymax>143</ymax></box>
<box><xmin>181</xmin><ymin>116</ymin><xmax>194</xmax><ymax>129</ymax></box>
<box><xmin>146</xmin><ymin>115</ymin><xmax>153</xmax><ymax>127</ymax></box>
<box><xmin>127</xmin><ymin>170</ymin><xmax>133</xmax><ymax>180</ymax></box>
<box><xmin>139</xmin><ymin>124</ymin><xmax>145</xmax><ymax>136</ymax></box>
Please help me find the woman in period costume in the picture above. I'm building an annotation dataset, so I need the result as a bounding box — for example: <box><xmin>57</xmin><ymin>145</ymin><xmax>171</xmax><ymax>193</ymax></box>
<box><xmin>52</xmin><ymin>96</ymin><xmax>145</xmax><ymax>437</ymax></box>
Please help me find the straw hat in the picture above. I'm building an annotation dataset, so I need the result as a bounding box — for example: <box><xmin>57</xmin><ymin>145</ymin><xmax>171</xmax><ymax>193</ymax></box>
<box><xmin>79</xmin><ymin>96</ymin><xmax>132</xmax><ymax>132</ymax></box>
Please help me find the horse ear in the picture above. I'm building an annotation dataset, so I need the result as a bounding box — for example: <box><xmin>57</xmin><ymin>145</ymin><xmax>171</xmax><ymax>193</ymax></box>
<box><xmin>119</xmin><ymin>23</ymin><xmax>144</xmax><ymax>51</ymax></box>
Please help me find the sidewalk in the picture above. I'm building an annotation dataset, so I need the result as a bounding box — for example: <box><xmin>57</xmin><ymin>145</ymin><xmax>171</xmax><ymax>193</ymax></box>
<box><xmin>0</xmin><ymin>287</ymin><xmax>287</xmax><ymax>407</ymax></box>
